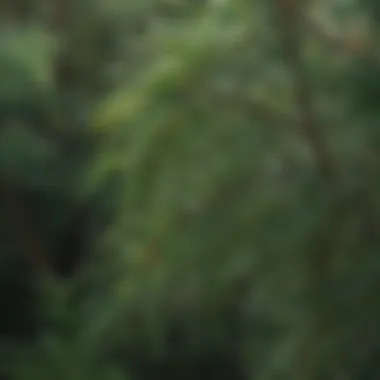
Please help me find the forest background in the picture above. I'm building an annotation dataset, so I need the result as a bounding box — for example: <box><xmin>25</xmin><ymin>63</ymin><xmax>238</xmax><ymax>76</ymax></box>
<box><xmin>1</xmin><ymin>0</ymin><xmax>380</xmax><ymax>379</ymax></box>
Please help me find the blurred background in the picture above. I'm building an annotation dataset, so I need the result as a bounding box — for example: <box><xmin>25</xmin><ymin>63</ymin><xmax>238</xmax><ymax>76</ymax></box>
<box><xmin>0</xmin><ymin>0</ymin><xmax>380</xmax><ymax>379</ymax></box>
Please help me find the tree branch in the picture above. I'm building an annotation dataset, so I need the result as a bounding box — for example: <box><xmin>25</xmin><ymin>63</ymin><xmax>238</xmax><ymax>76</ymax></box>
<box><xmin>275</xmin><ymin>0</ymin><xmax>337</xmax><ymax>183</ymax></box>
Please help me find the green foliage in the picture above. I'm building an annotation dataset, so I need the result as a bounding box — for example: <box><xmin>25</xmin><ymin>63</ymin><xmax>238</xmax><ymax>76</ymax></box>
<box><xmin>2</xmin><ymin>1</ymin><xmax>380</xmax><ymax>380</ymax></box>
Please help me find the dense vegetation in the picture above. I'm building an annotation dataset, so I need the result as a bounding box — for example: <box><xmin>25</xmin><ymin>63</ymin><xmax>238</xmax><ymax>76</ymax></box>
<box><xmin>1</xmin><ymin>0</ymin><xmax>380</xmax><ymax>379</ymax></box>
